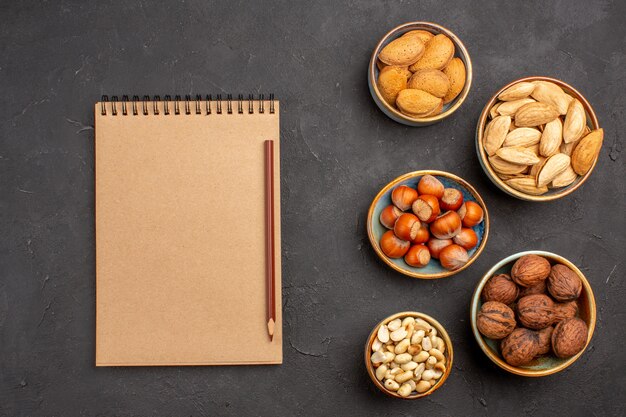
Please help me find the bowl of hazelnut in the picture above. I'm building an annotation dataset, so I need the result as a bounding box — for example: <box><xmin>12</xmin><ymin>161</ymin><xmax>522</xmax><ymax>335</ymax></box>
<box><xmin>367</xmin><ymin>170</ymin><xmax>489</xmax><ymax>279</ymax></box>
<box><xmin>470</xmin><ymin>251</ymin><xmax>596</xmax><ymax>377</ymax></box>
<box><xmin>365</xmin><ymin>311</ymin><xmax>453</xmax><ymax>399</ymax></box>
<box><xmin>368</xmin><ymin>22</ymin><xmax>472</xmax><ymax>126</ymax></box>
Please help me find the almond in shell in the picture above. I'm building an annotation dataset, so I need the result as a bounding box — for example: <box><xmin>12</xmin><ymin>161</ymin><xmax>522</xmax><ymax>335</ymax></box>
<box><xmin>496</xmin><ymin>146</ymin><xmax>541</xmax><ymax>165</ymax></box>
<box><xmin>379</xmin><ymin>36</ymin><xmax>425</xmax><ymax>66</ymax></box>
<box><xmin>550</xmin><ymin>166</ymin><xmax>578</xmax><ymax>188</ymax></box>
<box><xmin>515</xmin><ymin>102</ymin><xmax>559</xmax><ymax>127</ymax></box>
<box><xmin>505</xmin><ymin>177</ymin><xmax>549</xmax><ymax>195</ymax></box>
<box><xmin>497</xmin><ymin>98</ymin><xmax>536</xmax><ymax>117</ymax></box>
<box><xmin>571</xmin><ymin>128</ymin><xmax>604</xmax><ymax>175</ymax></box>
<box><xmin>503</xmin><ymin>127</ymin><xmax>541</xmax><ymax>147</ymax></box>
<box><xmin>489</xmin><ymin>102</ymin><xmax>501</xmax><ymax>119</ymax></box>
<box><xmin>483</xmin><ymin>115</ymin><xmax>512</xmax><ymax>156</ymax></box>
<box><xmin>536</xmin><ymin>153</ymin><xmax>571</xmax><ymax>187</ymax></box>
<box><xmin>529</xmin><ymin>156</ymin><xmax>547</xmax><ymax>178</ymax></box>
<box><xmin>409</xmin><ymin>34</ymin><xmax>454</xmax><ymax>72</ymax></box>
<box><xmin>395</xmin><ymin>89</ymin><xmax>443</xmax><ymax>117</ymax></box>
<box><xmin>531</xmin><ymin>81</ymin><xmax>572</xmax><ymax>115</ymax></box>
<box><xmin>408</xmin><ymin>69</ymin><xmax>450</xmax><ymax>98</ymax></box>
<box><xmin>442</xmin><ymin>57</ymin><xmax>466</xmax><ymax>104</ymax></box>
<box><xmin>539</xmin><ymin>118</ymin><xmax>563</xmax><ymax>157</ymax></box>
<box><xmin>377</xmin><ymin>66</ymin><xmax>409</xmax><ymax>105</ymax></box>
<box><xmin>498</xmin><ymin>82</ymin><xmax>535</xmax><ymax>101</ymax></box>
<box><xmin>402</xmin><ymin>30</ymin><xmax>434</xmax><ymax>45</ymax></box>
<box><xmin>489</xmin><ymin>155</ymin><xmax>528</xmax><ymax>175</ymax></box>
<box><xmin>563</xmin><ymin>99</ymin><xmax>586</xmax><ymax>143</ymax></box>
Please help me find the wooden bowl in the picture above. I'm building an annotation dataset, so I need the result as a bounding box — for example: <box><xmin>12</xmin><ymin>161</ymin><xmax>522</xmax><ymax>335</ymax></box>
<box><xmin>475</xmin><ymin>76</ymin><xmax>601</xmax><ymax>201</ymax></box>
<box><xmin>368</xmin><ymin>21</ymin><xmax>472</xmax><ymax>126</ymax></box>
<box><xmin>470</xmin><ymin>250</ymin><xmax>596</xmax><ymax>377</ymax></box>
<box><xmin>366</xmin><ymin>170</ymin><xmax>489</xmax><ymax>279</ymax></box>
<box><xmin>365</xmin><ymin>311</ymin><xmax>453</xmax><ymax>399</ymax></box>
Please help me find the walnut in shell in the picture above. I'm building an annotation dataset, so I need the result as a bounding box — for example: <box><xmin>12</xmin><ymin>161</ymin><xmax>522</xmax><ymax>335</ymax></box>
<box><xmin>535</xmin><ymin>326</ymin><xmax>554</xmax><ymax>356</ymax></box>
<box><xmin>547</xmin><ymin>264</ymin><xmax>582</xmax><ymax>302</ymax></box>
<box><xmin>517</xmin><ymin>294</ymin><xmax>555</xmax><ymax>330</ymax></box>
<box><xmin>500</xmin><ymin>328</ymin><xmax>539</xmax><ymax>366</ymax></box>
<box><xmin>511</xmin><ymin>255</ymin><xmax>551</xmax><ymax>287</ymax></box>
<box><xmin>481</xmin><ymin>274</ymin><xmax>519</xmax><ymax>305</ymax></box>
<box><xmin>518</xmin><ymin>279</ymin><xmax>547</xmax><ymax>298</ymax></box>
<box><xmin>553</xmin><ymin>300</ymin><xmax>579</xmax><ymax>322</ymax></box>
<box><xmin>477</xmin><ymin>301</ymin><xmax>516</xmax><ymax>340</ymax></box>
<box><xmin>552</xmin><ymin>317</ymin><xmax>588</xmax><ymax>358</ymax></box>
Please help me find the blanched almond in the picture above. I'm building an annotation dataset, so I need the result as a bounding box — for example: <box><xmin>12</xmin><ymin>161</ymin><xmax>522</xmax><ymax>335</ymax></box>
<box><xmin>551</xmin><ymin>166</ymin><xmax>578</xmax><ymax>188</ymax></box>
<box><xmin>497</xmin><ymin>98</ymin><xmax>536</xmax><ymax>117</ymax></box>
<box><xmin>563</xmin><ymin>99</ymin><xmax>586</xmax><ymax>143</ymax></box>
<box><xmin>536</xmin><ymin>153</ymin><xmax>571</xmax><ymax>187</ymax></box>
<box><xmin>503</xmin><ymin>127</ymin><xmax>541</xmax><ymax>147</ymax></box>
<box><xmin>531</xmin><ymin>81</ymin><xmax>572</xmax><ymax>115</ymax></box>
<box><xmin>483</xmin><ymin>115</ymin><xmax>511</xmax><ymax>156</ymax></box>
<box><xmin>539</xmin><ymin>118</ymin><xmax>563</xmax><ymax>157</ymax></box>
<box><xmin>498</xmin><ymin>82</ymin><xmax>535</xmax><ymax>101</ymax></box>
<box><xmin>515</xmin><ymin>102</ymin><xmax>559</xmax><ymax>127</ymax></box>
<box><xmin>496</xmin><ymin>146</ymin><xmax>541</xmax><ymax>165</ymax></box>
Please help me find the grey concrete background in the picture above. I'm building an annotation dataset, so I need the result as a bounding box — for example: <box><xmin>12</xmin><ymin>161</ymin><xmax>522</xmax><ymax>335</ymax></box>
<box><xmin>1</xmin><ymin>0</ymin><xmax>625</xmax><ymax>416</ymax></box>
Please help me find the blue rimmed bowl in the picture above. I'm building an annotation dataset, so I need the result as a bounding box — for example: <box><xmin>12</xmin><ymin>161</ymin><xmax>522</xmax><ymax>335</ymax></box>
<box><xmin>366</xmin><ymin>170</ymin><xmax>489</xmax><ymax>279</ymax></box>
<box><xmin>470</xmin><ymin>250</ymin><xmax>596</xmax><ymax>377</ymax></box>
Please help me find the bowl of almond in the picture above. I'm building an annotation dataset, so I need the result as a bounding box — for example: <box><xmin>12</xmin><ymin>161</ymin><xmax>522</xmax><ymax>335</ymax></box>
<box><xmin>476</xmin><ymin>76</ymin><xmax>603</xmax><ymax>201</ymax></box>
<box><xmin>368</xmin><ymin>22</ymin><xmax>472</xmax><ymax>126</ymax></box>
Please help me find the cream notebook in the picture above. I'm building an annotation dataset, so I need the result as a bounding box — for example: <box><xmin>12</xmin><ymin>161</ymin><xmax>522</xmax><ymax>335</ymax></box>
<box><xmin>95</xmin><ymin>95</ymin><xmax>282</xmax><ymax>366</ymax></box>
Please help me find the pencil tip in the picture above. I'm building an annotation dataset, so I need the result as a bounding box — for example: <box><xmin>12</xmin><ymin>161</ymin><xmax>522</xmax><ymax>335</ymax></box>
<box><xmin>267</xmin><ymin>318</ymin><xmax>275</xmax><ymax>340</ymax></box>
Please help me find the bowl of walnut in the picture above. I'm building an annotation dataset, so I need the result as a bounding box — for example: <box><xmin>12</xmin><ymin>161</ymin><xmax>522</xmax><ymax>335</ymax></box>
<box><xmin>470</xmin><ymin>251</ymin><xmax>596</xmax><ymax>377</ymax></box>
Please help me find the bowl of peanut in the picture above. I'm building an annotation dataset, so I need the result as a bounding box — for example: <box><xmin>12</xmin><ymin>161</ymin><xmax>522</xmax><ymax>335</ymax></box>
<box><xmin>365</xmin><ymin>311</ymin><xmax>453</xmax><ymax>399</ymax></box>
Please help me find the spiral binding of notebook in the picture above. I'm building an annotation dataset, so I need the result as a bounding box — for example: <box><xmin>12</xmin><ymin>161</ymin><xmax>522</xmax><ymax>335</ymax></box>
<box><xmin>100</xmin><ymin>94</ymin><xmax>275</xmax><ymax>116</ymax></box>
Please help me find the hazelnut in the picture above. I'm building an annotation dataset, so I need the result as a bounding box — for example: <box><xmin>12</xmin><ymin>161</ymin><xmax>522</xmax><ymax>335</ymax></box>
<box><xmin>426</xmin><ymin>238</ymin><xmax>452</xmax><ymax>259</ymax></box>
<box><xmin>438</xmin><ymin>244</ymin><xmax>469</xmax><ymax>271</ymax></box>
<box><xmin>412</xmin><ymin>195</ymin><xmax>440</xmax><ymax>223</ymax></box>
<box><xmin>477</xmin><ymin>301</ymin><xmax>516</xmax><ymax>339</ymax></box>
<box><xmin>430</xmin><ymin>211</ymin><xmax>462</xmax><ymax>239</ymax></box>
<box><xmin>553</xmin><ymin>300</ymin><xmax>579</xmax><ymax>322</ymax></box>
<box><xmin>518</xmin><ymin>280</ymin><xmax>547</xmax><ymax>298</ymax></box>
<box><xmin>440</xmin><ymin>188</ymin><xmax>464</xmax><ymax>211</ymax></box>
<box><xmin>412</xmin><ymin>221</ymin><xmax>430</xmax><ymax>244</ymax></box>
<box><xmin>535</xmin><ymin>326</ymin><xmax>554</xmax><ymax>356</ymax></box>
<box><xmin>547</xmin><ymin>264</ymin><xmax>582</xmax><ymax>302</ymax></box>
<box><xmin>511</xmin><ymin>254</ymin><xmax>551</xmax><ymax>287</ymax></box>
<box><xmin>552</xmin><ymin>317</ymin><xmax>588</xmax><ymax>358</ymax></box>
<box><xmin>417</xmin><ymin>175</ymin><xmax>444</xmax><ymax>199</ymax></box>
<box><xmin>393</xmin><ymin>213</ymin><xmax>420</xmax><ymax>241</ymax></box>
<box><xmin>380</xmin><ymin>205</ymin><xmax>403</xmax><ymax>229</ymax></box>
<box><xmin>481</xmin><ymin>274</ymin><xmax>519</xmax><ymax>305</ymax></box>
<box><xmin>380</xmin><ymin>230</ymin><xmax>410</xmax><ymax>258</ymax></box>
<box><xmin>452</xmin><ymin>227</ymin><xmax>478</xmax><ymax>250</ymax></box>
<box><xmin>391</xmin><ymin>185</ymin><xmax>418</xmax><ymax>211</ymax></box>
<box><xmin>500</xmin><ymin>328</ymin><xmax>539</xmax><ymax>366</ymax></box>
<box><xmin>457</xmin><ymin>201</ymin><xmax>483</xmax><ymax>227</ymax></box>
<box><xmin>404</xmin><ymin>244</ymin><xmax>431</xmax><ymax>268</ymax></box>
<box><xmin>517</xmin><ymin>294</ymin><xmax>555</xmax><ymax>330</ymax></box>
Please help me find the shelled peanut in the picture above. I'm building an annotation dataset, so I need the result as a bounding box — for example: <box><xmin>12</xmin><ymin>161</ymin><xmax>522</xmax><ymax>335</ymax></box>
<box><xmin>370</xmin><ymin>316</ymin><xmax>447</xmax><ymax>397</ymax></box>
<box><xmin>483</xmin><ymin>80</ymin><xmax>603</xmax><ymax>195</ymax></box>
<box><xmin>477</xmin><ymin>254</ymin><xmax>588</xmax><ymax>366</ymax></box>
<box><xmin>376</xmin><ymin>30</ymin><xmax>466</xmax><ymax>117</ymax></box>
<box><xmin>379</xmin><ymin>175</ymin><xmax>484</xmax><ymax>271</ymax></box>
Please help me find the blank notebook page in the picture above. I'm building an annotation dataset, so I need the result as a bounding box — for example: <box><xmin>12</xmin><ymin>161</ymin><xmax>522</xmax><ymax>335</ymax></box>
<box><xmin>95</xmin><ymin>99</ymin><xmax>281</xmax><ymax>366</ymax></box>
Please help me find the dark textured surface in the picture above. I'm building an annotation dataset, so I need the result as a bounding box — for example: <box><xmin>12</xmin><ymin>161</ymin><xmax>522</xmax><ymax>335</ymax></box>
<box><xmin>1</xmin><ymin>0</ymin><xmax>625</xmax><ymax>416</ymax></box>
